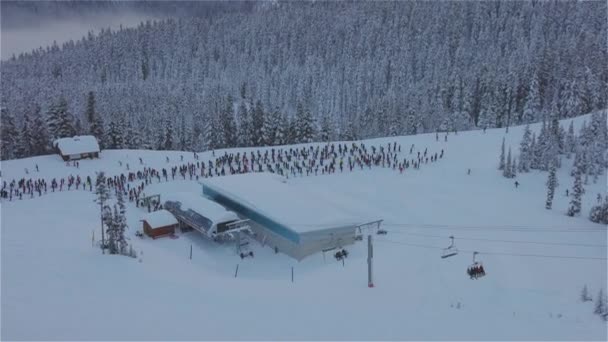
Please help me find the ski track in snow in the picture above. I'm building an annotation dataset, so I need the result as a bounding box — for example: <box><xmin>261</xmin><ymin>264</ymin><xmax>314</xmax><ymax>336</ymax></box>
<box><xmin>1</xmin><ymin>114</ymin><xmax>607</xmax><ymax>340</ymax></box>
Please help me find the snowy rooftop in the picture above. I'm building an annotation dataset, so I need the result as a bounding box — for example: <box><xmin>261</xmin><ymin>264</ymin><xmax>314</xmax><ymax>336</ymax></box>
<box><xmin>53</xmin><ymin>135</ymin><xmax>100</xmax><ymax>156</ymax></box>
<box><xmin>201</xmin><ymin>173</ymin><xmax>367</xmax><ymax>234</ymax></box>
<box><xmin>164</xmin><ymin>192</ymin><xmax>239</xmax><ymax>225</ymax></box>
<box><xmin>142</xmin><ymin>210</ymin><xmax>178</xmax><ymax>228</ymax></box>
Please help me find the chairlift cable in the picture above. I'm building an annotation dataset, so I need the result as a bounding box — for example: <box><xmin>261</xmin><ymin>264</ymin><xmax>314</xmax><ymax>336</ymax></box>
<box><xmin>375</xmin><ymin>239</ymin><xmax>608</xmax><ymax>261</ymax></box>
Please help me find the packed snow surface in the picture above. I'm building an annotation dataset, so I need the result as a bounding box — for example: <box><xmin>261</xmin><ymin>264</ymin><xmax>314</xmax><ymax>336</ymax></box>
<box><xmin>1</xmin><ymin>114</ymin><xmax>607</xmax><ymax>340</ymax></box>
<box><xmin>142</xmin><ymin>209</ymin><xmax>178</xmax><ymax>228</ymax></box>
<box><xmin>203</xmin><ymin>172</ymin><xmax>369</xmax><ymax>234</ymax></box>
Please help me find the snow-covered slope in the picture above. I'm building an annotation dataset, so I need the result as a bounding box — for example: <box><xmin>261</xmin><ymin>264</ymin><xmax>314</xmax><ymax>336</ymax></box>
<box><xmin>1</xmin><ymin>115</ymin><xmax>606</xmax><ymax>340</ymax></box>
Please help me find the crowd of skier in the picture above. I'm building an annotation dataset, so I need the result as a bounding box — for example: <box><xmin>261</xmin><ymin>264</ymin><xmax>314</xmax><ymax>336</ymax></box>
<box><xmin>0</xmin><ymin>141</ymin><xmax>446</xmax><ymax>203</ymax></box>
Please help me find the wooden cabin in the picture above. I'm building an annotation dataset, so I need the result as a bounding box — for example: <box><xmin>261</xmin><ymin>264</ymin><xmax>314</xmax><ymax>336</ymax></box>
<box><xmin>142</xmin><ymin>210</ymin><xmax>178</xmax><ymax>239</ymax></box>
<box><xmin>53</xmin><ymin>135</ymin><xmax>100</xmax><ymax>161</ymax></box>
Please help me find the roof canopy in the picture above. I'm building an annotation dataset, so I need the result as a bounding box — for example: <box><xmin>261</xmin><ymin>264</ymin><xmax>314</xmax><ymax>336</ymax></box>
<box><xmin>143</xmin><ymin>210</ymin><xmax>178</xmax><ymax>228</ymax></box>
<box><xmin>202</xmin><ymin>172</ymin><xmax>366</xmax><ymax>235</ymax></box>
<box><xmin>164</xmin><ymin>192</ymin><xmax>239</xmax><ymax>225</ymax></box>
<box><xmin>53</xmin><ymin>135</ymin><xmax>100</xmax><ymax>155</ymax></box>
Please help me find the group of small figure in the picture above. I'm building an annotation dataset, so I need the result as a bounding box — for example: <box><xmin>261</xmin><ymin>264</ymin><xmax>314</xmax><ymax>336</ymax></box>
<box><xmin>467</xmin><ymin>263</ymin><xmax>486</xmax><ymax>279</ymax></box>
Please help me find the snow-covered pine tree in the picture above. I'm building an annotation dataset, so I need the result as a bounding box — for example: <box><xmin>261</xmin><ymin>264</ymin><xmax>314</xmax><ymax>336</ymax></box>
<box><xmin>565</xmin><ymin>120</ymin><xmax>576</xmax><ymax>158</ymax></box>
<box><xmin>85</xmin><ymin>91</ymin><xmax>96</xmax><ymax>130</ymax></box>
<box><xmin>511</xmin><ymin>157</ymin><xmax>517</xmax><ymax>178</ymax></box>
<box><xmin>286</xmin><ymin>115</ymin><xmax>298</xmax><ymax>145</ymax></box>
<box><xmin>503</xmin><ymin>146</ymin><xmax>513</xmax><ymax>178</ymax></box>
<box><xmin>237</xmin><ymin>101</ymin><xmax>253</xmax><ymax>147</ymax></box>
<box><xmin>581</xmin><ymin>284</ymin><xmax>592</xmax><ymax>302</ymax></box>
<box><xmin>545</xmin><ymin>160</ymin><xmax>558</xmax><ymax>209</ymax></box>
<box><xmin>163</xmin><ymin>118</ymin><xmax>174</xmax><ymax>150</ymax></box>
<box><xmin>498</xmin><ymin>137</ymin><xmax>506</xmax><ymax>170</ymax></box>
<box><xmin>106</xmin><ymin>205</ymin><xmax>120</xmax><ymax>254</ymax></box>
<box><xmin>87</xmin><ymin>92</ymin><xmax>105</xmax><ymax>147</ymax></box>
<box><xmin>318</xmin><ymin>114</ymin><xmax>334</xmax><ymax>142</ymax></box>
<box><xmin>251</xmin><ymin>100</ymin><xmax>265</xmax><ymax>146</ymax></box>
<box><xmin>106</xmin><ymin>114</ymin><xmax>125</xmax><ymax>149</ymax></box>
<box><xmin>19</xmin><ymin>111</ymin><xmax>33</xmax><ymax>158</ymax></box>
<box><xmin>522</xmin><ymin>73</ymin><xmax>541</xmax><ymax>124</ymax></box>
<box><xmin>116</xmin><ymin>190</ymin><xmax>129</xmax><ymax>255</ymax></box>
<box><xmin>529</xmin><ymin>132</ymin><xmax>538</xmax><ymax>169</ymax></box>
<box><xmin>594</xmin><ymin>288</ymin><xmax>606</xmax><ymax>317</ymax></box>
<box><xmin>30</xmin><ymin>104</ymin><xmax>50</xmax><ymax>156</ymax></box>
<box><xmin>534</xmin><ymin>118</ymin><xmax>551</xmax><ymax>171</ymax></box>
<box><xmin>563</xmin><ymin>80</ymin><xmax>581</xmax><ymax>118</ymax></box>
<box><xmin>589</xmin><ymin>196</ymin><xmax>608</xmax><ymax>224</ymax></box>
<box><xmin>95</xmin><ymin>172</ymin><xmax>111</xmax><ymax>253</ymax></box>
<box><xmin>1</xmin><ymin>109</ymin><xmax>19</xmax><ymax>160</ymax></box>
<box><xmin>295</xmin><ymin>102</ymin><xmax>316</xmax><ymax>143</ymax></box>
<box><xmin>571</xmin><ymin>148</ymin><xmax>588</xmax><ymax>177</ymax></box>
<box><xmin>221</xmin><ymin>96</ymin><xmax>237</xmax><ymax>147</ymax></box>
<box><xmin>260</xmin><ymin>107</ymin><xmax>278</xmax><ymax>146</ymax></box>
<box><xmin>275</xmin><ymin>112</ymin><xmax>290</xmax><ymax>146</ymax></box>
<box><xmin>518</xmin><ymin>124</ymin><xmax>532</xmax><ymax>172</ymax></box>
<box><xmin>357</xmin><ymin>107</ymin><xmax>371</xmax><ymax>138</ymax></box>
<box><xmin>567</xmin><ymin>166</ymin><xmax>585</xmax><ymax>217</ymax></box>
<box><xmin>47</xmin><ymin>96</ymin><xmax>76</xmax><ymax>140</ymax></box>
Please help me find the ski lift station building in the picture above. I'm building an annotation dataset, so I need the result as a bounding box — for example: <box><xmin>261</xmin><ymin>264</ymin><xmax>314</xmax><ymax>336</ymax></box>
<box><xmin>201</xmin><ymin>172</ymin><xmax>373</xmax><ymax>261</ymax></box>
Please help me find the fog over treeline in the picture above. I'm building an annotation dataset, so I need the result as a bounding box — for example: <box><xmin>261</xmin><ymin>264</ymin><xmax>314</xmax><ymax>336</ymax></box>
<box><xmin>1</xmin><ymin>1</ymin><xmax>606</xmax><ymax>160</ymax></box>
<box><xmin>1</xmin><ymin>1</ymin><xmax>251</xmax><ymax>59</ymax></box>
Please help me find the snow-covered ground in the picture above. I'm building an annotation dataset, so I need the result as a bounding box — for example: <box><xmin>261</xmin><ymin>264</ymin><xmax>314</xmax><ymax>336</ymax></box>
<box><xmin>1</xmin><ymin>115</ymin><xmax>606</xmax><ymax>340</ymax></box>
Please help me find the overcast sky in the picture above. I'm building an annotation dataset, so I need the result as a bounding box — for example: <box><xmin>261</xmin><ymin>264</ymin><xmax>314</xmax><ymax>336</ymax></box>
<box><xmin>1</xmin><ymin>12</ymin><xmax>159</xmax><ymax>60</ymax></box>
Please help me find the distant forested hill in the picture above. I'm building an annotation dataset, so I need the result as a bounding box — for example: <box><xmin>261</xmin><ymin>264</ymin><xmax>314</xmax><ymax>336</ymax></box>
<box><xmin>1</xmin><ymin>1</ymin><xmax>606</xmax><ymax>159</ymax></box>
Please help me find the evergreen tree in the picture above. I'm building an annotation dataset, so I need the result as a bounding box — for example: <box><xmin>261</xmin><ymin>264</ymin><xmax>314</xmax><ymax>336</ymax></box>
<box><xmin>95</xmin><ymin>172</ymin><xmax>111</xmax><ymax>253</ymax></box>
<box><xmin>589</xmin><ymin>196</ymin><xmax>608</xmax><ymax>225</ymax></box>
<box><xmin>518</xmin><ymin>124</ymin><xmax>532</xmax><ymax>172</ymax></box>
<box><xmin>275</xmin><ymin>112</ymin><xmax>290</xmax><ymax>145</ymax></box>
<box><xmin>115</xmin><ymin>190</ymin><xmax>129</xmax><ymax>255</ymax></box>
<box><xmin>220</xmin><ymin>96</ymin><xmax>237</xmax><ymax>147</ymax></box>
<box><xmin>522</xmin><ymin>74</ymin><xmax>541</xmax><ymax>124</ymax></box>
<box><xmin>46</xmin><ymin>96</ymin><xmax>75</xmax><ymax>139</ymax></box>
<box><xmin>163</xmin><ymin>118</ymin><xmax>174</xmax><ymax>150</ymax></box>
<box><xmin>318</xmin><ymin>114</ymin><xmax>334</xmax><ymax>142</ymax></box>
<box><xmin>286</xmin><ymin>115</ymin><xmax>298</xmax><ymax>144</ymax></box>
<box><xmin>19</xmin><ymin>111</ymin><xmax>33</xmax><ymax>158</ymax></box>
<box><xmin>594</xmin><ymin>288</ymin><xmax>606</xmax><ymax>317</ymax></box>
<box><xmin>567</xmin><ymin>167</ymin><xmax>585</xmax><ymax>217</ymax></box>
<box><xmin>581</xmin><ymin>284</ymin><xmax>592</xmax><ymax>302</ymax></box>
<box><xmin>565</xmin><ymin>121</ymin><xmax>576</xmax><ymax>157</ymax></box>
<box><xmin>294</xmin><ymin>102</ymin><xmax>316</xmax><ymax>143</ymax></box>
<box><xmin>1</xmin><ymin>109</ymin><xmax>19</xmax><ymax>160</ymax></box>
<box><xmin>503</xmin><ymin>146</ymin><xmax>513</xmax><ymax>178</ymax></box>
<box><xmin>106</xmin><ymin>114</ymin><xmax>125</xmax><ymax>149</ymax></box>
<box><xmin>261</xmin><ymin>107</ymin><xmax>279</xmax><ymax>146</ymax></box>
<box><xmin>87</xmin><ymin>92</ymin><xmax>105</xmax><ymax>147</ymax></box>
<box><xmin>251</xmin><ymin>100</ymin><xmax>265</xmax><ymax>146</ymax></box>
<box><xmin>85</xmin><ymin>91</ymin><xmax>96</xmax><ymax>129</ymax></box>
<box><xmin>30</xmin><ymin>104</ymin><xmax>50</xmax><ymax>156</ymax></box>
<box><xmin>74</xmin><ymin>117</ymin><xmax>83</xmax><ymax>136</ymax></box>
<box><xmin>534</xmin><ymin>119</ymin><xmax>551</xmax><ymax>171</ymax></box>
<box><xmin>237</xmin><ymin>102</ymin><xmax>253</xmax><ymax>147</ymax></box>
<box><xmin>498</xmin><ymin>137</ymin><xmax>506</xmax><ymax>170</ymax></box>
<box><xmin>106</xmin><ymin>205</ymin><xmax>120</xmax><ymax>255</ymax></box>
<box><xmin>545</xmin><ymin>161</ymin><xmax>558</xmax><ymax>209</ymax></box>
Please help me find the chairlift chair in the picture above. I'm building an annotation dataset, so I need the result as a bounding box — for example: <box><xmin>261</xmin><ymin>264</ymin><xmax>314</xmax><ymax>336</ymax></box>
<box><xmin>466</xmin><ymin>251</ymin><xmax>486</xmax><ymax>279</ymax></box>
<box><xmin>377</xmin><ymin>229</ymin><xmax>388</xmax><ymax>235</ymax></box>
<box><xmin>440</xmin><ymin>235</ymin><xmax>458</xmax><ymax>259</ymax></box>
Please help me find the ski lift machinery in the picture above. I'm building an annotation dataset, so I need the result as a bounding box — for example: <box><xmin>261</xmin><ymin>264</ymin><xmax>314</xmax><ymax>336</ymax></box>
<box><xmin>441</xmin><ymin>235</ymin><xmax>458</xmax><ymax>258</ymax></box>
